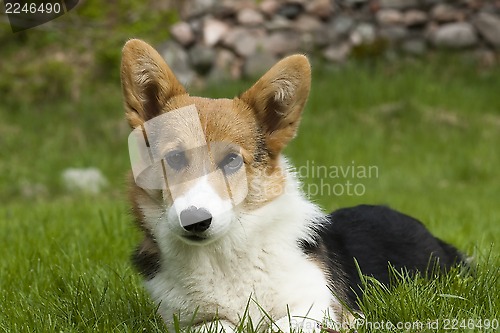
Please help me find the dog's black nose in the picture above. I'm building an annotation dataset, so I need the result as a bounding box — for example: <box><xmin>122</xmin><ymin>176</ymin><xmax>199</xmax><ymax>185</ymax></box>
<box><xmin>179</xmin><ymin>206</ymin><xmax>212</xmax><ymax>233</ymax></box>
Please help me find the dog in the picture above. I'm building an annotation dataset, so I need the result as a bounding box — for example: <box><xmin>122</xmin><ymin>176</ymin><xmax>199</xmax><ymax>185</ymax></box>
<box><xmin>120</xmin><ymin>39</ymin><xmax>465</xmax><ymax>332</ymax></box>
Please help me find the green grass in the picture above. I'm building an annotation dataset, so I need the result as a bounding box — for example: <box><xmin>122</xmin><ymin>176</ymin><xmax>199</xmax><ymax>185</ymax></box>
<box><xmin>1</xmin><ymin>55</ymin><xmax>499</xmax><ymax>332</ymax></box>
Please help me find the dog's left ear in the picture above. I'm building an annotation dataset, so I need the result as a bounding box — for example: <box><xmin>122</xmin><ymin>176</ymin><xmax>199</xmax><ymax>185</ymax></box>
<box><xmin>121</xmin><ymin>39</ymin><xmax>187</xmax><ymax>128</ymax></box>
<box><xmin>239</xmin><ymin>54</ymin><xmax>311</xmax><ymax>157</ymax></box>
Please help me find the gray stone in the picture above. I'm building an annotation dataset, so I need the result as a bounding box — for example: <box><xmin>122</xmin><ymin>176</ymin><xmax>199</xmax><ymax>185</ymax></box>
<box><xmin>403</xmin><ymin>10</ymin><xmax>428</xmax><ymax>27</ymax></box>
<box><xmin>264</xmin><ymin>16</ymin><xmax>294</xmax><ymax>31</ymax></box>
<box><xmin>180</xmin><ymin>0</ymin><xmax>216</xmax><ymax>18</ymax></box>
<box><xmin>170</xmin><ymin>21</ymin><xmax>195</xmax><ymax>46</ymax></box>
<box><xmin>188</xmin><ymin>44</ymin><xmax>216</xmax><ymax>75</ymax></box>
<box><xmin>473</xmin><ymin>12</ymin><xmax>500</xmax><ymax>48</ymax></box>
<box><xmin>431</xmin><ymin>4</ymin><xmax>466</xmax><ymax>22</ymax></box>
<box><xmin>376</xmin><ymin>9</ymin><xmax>404</xmax><ymax>25</ymax></box>
<box><xmin>209</xmin><ymin>49</ymin><xmax>242</xmax><ymax>81</ymax></box>
<box><xmin>264</xmin><ymin>30</ymin><xmax>301</xmax><ymax>56</ymax></box>
<box><xmin>223</xmin><ymin>28</ymin><xmax>265</xmax><ymax>57</ymax></box>
<box><xmin>294</xmin><ymin>14</ymin><xmax>323</xmax><ymax>33</ymax></box>
<box><xmin>432</xmin><ymin>22</ymin><xmax>478</xmax><ymax>48</ymax></box>
<box><xmin>305</xmin><ymin>0</ymin><xmax>334</xmax><ymax>20</ymax></box>
<box><xmin>157</xmin><ymin>41</ymin><xmax>195</xmax><ymax>85</ymax></box>
<box><xmin>259</xmin><ymin>0</ymin><xmax>280</xmax><ymax>16</ymax></box>
<box><xmin>327</xmin><ymin>15</ymin><xmax>355</xmax><ymax>40</ymax></box>
<box><xmin>203</xmin><ymin>18</ymin><xmax>230</xmax><ymax>46</ymax></box>
<box><xmin>237</xmin><ymin>8</ymin><xmax>265</xmax><ymax>26</ymax></box>
<box><xmin>350</xmin><ymin>23</ymin><xmax>377</xmax><ymax>45</ymax></box>
<box><xmin>243</xmin><ymin>52</ymin><xmax>279</xmax><ymax>78</ymax></box>
<box><xmin>379</xmin><ymin>0</ymin><xmax>419</xmax><ymax>9</ymax></box>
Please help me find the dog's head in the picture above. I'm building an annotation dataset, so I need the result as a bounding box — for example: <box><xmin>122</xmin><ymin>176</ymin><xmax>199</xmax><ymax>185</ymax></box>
<box><xmin>121</xmin><ymin>39</ymin><xmax>311</xmax><ymax>246</ymax></box>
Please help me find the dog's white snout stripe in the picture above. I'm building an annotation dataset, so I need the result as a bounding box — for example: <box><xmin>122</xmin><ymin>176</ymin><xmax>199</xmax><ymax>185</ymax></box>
<box><xmin>172</xmin><ymin>176</ymin><xmax>232</xmax><ymax>225</ymax></box>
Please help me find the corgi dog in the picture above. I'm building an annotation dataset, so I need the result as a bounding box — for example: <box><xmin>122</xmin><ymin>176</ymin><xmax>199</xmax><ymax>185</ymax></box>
<box><xmin>120</xmin><ymin>39</ymin><xmax>464</xmax><ymax>332</ymax></box>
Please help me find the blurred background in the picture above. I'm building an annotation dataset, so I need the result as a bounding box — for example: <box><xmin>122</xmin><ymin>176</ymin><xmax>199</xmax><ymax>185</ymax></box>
<box><xmin>1</xmin><ymin>0</ymin><xmax>499</xmax><ymax>201</ymax></box>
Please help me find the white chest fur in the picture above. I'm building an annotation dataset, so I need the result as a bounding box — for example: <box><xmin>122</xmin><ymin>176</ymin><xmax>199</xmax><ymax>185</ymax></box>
<box><xmin>144</xmin><ymin>167</ymin><xmax>341</xmax><ymax>331</ymax></box>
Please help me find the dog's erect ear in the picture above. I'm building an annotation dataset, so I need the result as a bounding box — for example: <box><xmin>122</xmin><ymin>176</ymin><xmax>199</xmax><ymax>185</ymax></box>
<box><xmin>121</xmin><ymin>39</ymin><xmax>187</xmax><ymax>128</ymax></box>
<box><xmin>239</xmin><ymin>54</ymin><xmax>311</xmax><ymax>157</ymax></box>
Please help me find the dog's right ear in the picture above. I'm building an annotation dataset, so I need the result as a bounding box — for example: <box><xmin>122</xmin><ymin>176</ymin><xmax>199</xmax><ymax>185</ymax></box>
<box><xmin>121</xmin><ymin>39</ymin><xmax>187</xmax><ymax>128</ymax></box>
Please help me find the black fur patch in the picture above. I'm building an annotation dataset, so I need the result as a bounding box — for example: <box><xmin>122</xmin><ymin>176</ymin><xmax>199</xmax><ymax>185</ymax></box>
<box><xmin>131</xmin><ymin>238</ymin><xmax>161</xmax><ymax>280</ymax></box>
<box><xmin>307</xmin><ymin>205</ymin><xmax>465</xmax><ymax>309</ymax></box>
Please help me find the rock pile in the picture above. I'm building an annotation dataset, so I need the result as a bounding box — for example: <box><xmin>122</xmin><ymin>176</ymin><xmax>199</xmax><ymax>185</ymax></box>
<box><xmin>161</xmin><ymin>0</ymin><xmax>500</xmax><ymax>82</ymax></box>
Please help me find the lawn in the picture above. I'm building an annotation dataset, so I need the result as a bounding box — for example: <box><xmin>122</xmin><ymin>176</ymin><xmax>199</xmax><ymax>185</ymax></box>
<box><xmin>0</xmin><ymin>54</ymin><xmax>499</xmax><ymax>332</ymax></box>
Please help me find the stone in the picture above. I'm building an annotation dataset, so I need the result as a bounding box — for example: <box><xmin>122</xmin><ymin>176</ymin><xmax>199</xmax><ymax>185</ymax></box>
<box><xmin>265</xmin><ymin>16</ymin><xmax>294</xmax><ymax>31</ymax></box>
<box><xmin>327</xmin><ymin>15</ymin><xmax>355</xmax><ymax>41</ymax></box>
<box><xmin>203</xmin><ymin>18</ymin><xmax>230</xmax><ymax>46</ymax></box>
<box><xmin>180</xmin><ymin>0</ymin><xmax>216</xmax><ymax>19</ymax></box>
<box><xmin>379</xmin><ymin>0</ymin><xmax>419</xmax><ymax>9</ymax></box>
<box><xmin>431</xmin><ymin>22</ymin><xmax>478</xmax><ymax>48</ymax></box>
<box><xmin>350</xmin><ymin>23</ymin><xmax>377</xmax><ymax>45</ymax></box>
<box><xmin>479</xmin><ymin>1</ymin><xmax>500</xmax><ymax>13</ymax></box>
<box><xmin>431</xmin><ymin>4</ymin><xmax>466</xmax><ymax>22</ymax></box>
<box><xmin>264</xmin><ymin>30</ymin><xmax>301</xmax><ymax>56</ymax></box>
<box><xmin>157</xmin><ymin>41</ymin><xmax>195</xmax><ymax>85</ymax></box>
<box><xmin>473</xmin><ymin>12</ymin><xmax>500</xmax><ymax>48</ymax></box>
<box><xmin>294</xmin><ymin>14</ymin><xmax>323</xmax><ymax>32</ymax></box>
<box><xmin>323</xmin><ymin>43</ymin><xmax>352</xmax><ymax>63</ymax></box>
<box><xmin>209</xmin><ymin>49</ymin><xmax>243</xmax><ymax>81</ymax></box>
<box><xmin>237</xmin><ymin>8</ymin><xmax>265</xmax><ymax>26</ymax></box>
<box><xmin>259</xmin><ymin>0</ymin><xmax>280</xmax><ymax>16</ymax></box>
<box><xmin>305</xmin><ymin>0</ymin><xmax>334</xmax><ymax>20</ymax></box>
<box><xmin>170</xmin><ymin>21</ymin><xmax>195</xmax><ymax>47</ymax></box>
<box><xmin>243</xmin><ymin>52</ymin><xmax>279</xmax><ymax>78</ymax></box>
<box><xmin>188</xmin><ymin>44</ymin><xmax>216</xmax><ymax>75</ymax></box>
<box><xmin>276</xmin><ymin>2</ymin><xmax>304</xmax><ymax>19</ymax></box>
<box><xmin>62</xmin><ymin>168</ymin><xmax>108</xmax><ymax>194</ymax></box>
<box><xmin>376</xmin><ymin>9</ymin><xmax>404</xmax><ymax>25</ymax></box>
<box><xmin>223</xmin><ymin>28</ymin><xmax>265</xmax><ymax>57</ymax></box>
<box><xmin>403</xmin><ymin>10</ymin><xmax>428</xmax><ymax>27</ymax></box>
<box><xmin>210</xmin><ymin>2</ymin><xmax>242</xmax><ymax>20</ymax></box>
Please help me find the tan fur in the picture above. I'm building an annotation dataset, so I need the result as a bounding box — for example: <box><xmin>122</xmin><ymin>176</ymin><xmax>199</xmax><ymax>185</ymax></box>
<box><xmin>121</xmin><ymin>39</ymin><xmax>187</xmax><ymax>127</ymax></box>
<box><xmin>239</xmin><ymin>54</ymin><xmax>311</xmax><ymax>158</ymax></box>
<box><xmin>121</xmin><ymin>39</ymin><xmax>312</xmax><ymax>217</ymax></box>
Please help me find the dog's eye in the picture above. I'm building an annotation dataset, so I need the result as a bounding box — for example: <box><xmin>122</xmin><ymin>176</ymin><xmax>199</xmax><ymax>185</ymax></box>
<box><xmin>165</xmin><ymin>150</ymin><xmax>188</xmax><ymax>170</ymax></box>
<box><xmin>219</xmin><ymin>153</ymin><xmax>243</xmax><ymax>175</ymax></box>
